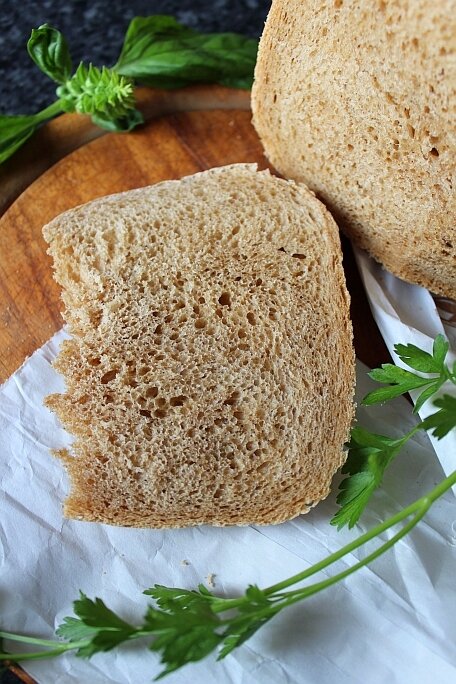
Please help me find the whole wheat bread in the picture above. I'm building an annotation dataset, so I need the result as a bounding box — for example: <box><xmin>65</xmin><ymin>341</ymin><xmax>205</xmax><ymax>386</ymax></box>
<box><xmin>43</xmin><ymin>164</ymin><xmax>355</xmax><ymax>527</ymax></box>
<box><xmin>252</xmin><ymin>0</ymin><xmax>456</xmax><ymax>299</ymax></box>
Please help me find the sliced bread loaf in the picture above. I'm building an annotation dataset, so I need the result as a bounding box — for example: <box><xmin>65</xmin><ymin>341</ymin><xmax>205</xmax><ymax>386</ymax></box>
<box><xmin>252</xmin><ymin>0</ymin><xmax>456</xmax><ymax>299</ymax></box>
<box><xmin>43</xmin><ymin>164</ymin><xmax>355</xmax><ymax>527</ymax></box>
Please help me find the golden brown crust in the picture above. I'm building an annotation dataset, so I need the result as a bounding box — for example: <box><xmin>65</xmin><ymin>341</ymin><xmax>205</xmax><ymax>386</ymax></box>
<box><xmin>43</xmin><ymin>164</ymin><xmax>355</xmax><ymax>527</ymax></box>
<box><xmin>252</xmin><ymin>0</ymin><xmax>456</xmax><ymax>299</ymax></box>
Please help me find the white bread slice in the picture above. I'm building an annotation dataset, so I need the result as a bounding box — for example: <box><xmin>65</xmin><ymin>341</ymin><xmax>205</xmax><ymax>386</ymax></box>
<box><xmin>43</xmin><ymin>164</ymin><xmax>355</xmax><ymax>527</ymax></box>
<box><xmin>252</xmin><ymin>0</ymin><xmax>456</xmax><ymax>299</ymax></box>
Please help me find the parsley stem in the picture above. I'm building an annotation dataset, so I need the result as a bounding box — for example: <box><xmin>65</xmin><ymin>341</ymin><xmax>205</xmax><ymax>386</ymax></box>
<box><xmin>277</xmin><ymin>509</ymin><xmax>424</xmax><ymax>605</ymax></box>
<box><xmin>0</xmin><ymin>635</ymin><xmax>88</xmax><ymax>662</ymax></box>
<box><xmin>264</xmin><ymin>468</ymin><xmax>456</xmax><ymax>596</ymax></box>
<box><xmin>0</xmin><ymin>632</ymin><xmax>65</xmax><ymax>647</ymax></box>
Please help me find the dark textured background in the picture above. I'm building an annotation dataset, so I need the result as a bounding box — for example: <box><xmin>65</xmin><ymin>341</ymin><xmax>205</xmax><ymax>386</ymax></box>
<box><xmin>0</xmin><ymin>0</ymin><xmax>271</xmax><ymax>115</ymax></box>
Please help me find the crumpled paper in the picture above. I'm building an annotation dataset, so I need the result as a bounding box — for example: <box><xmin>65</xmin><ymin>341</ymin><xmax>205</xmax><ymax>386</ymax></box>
<box><xmin>355</xmin><ymin>249</ymin><xmax>456</xmax><ymax>487</ymax></box>
<box><xmin>1</xmin><ymin>258</ymin><xmax>456</xmax><ymax>684</ymax></box>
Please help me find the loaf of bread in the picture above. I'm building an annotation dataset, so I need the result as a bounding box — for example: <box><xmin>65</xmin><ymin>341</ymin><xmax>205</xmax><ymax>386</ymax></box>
<box><xmin>43</xmin><ymin>164</ymin><xmax>355</xmax><ymax>527</ymax></box>
<box><xmin>252</xmin><ymin>0</ymin><xmax>456</xmax><ymax>299</ymax></box>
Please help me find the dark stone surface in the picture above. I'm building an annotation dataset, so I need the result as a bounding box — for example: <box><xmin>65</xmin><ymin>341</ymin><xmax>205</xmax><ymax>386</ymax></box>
<box><xmin>0</xmin><ymin>0</ymin><xmax>271</xmax><ymax>115</ymax></box>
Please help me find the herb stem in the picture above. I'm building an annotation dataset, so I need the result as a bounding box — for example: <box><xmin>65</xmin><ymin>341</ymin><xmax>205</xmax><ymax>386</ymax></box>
<box><xmin>264</xmin><ymin>469</ymin><xmax>456</xmax><ymax>596</ymax></box>
<box><xmin>33</xmin><ymin>99</ymin><xmax>64</xmax><ymax>124</ymax></box>
<box><xmin>0</xmin><ymin>634</ymin><xmax>88</xmax><ymax>662</ymax></box>
<box><xmin>0</xmin><ymin>632</ymin><xmax>65</xmax><ymax>647</ymax></box>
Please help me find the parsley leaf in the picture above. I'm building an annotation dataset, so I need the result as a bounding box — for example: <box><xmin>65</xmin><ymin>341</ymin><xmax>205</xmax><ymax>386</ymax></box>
<box><xmin>364</xmin><ymin>365</ymin><xmax>432</xmax><ymax>408</ymax></box>
<box><xmin>56</xmin><ymin>593</ymin><xmax>136</xmax><ymax>658</ymax></box>
<box><xmin>422</xmin><ymin>394</ymin><xmax>456</xmax><ymax>439</ymax></box>
<box><xmin>333</xmin><ymin>335</ymin><xmax>455</xmax><ymax>529</ymax></box>
<box><xmin>331</xmin><ymin>427</ymin><xmax>407</xmax><ymax>529</ymax></box>
<box><xmin>395</xmin><ymin>335</ymin><xmax>449</xmax><ymax>374</ymax></box>
<box><xmin>363</xmin><ymin>334</ymin><xmax>454</xmax><ymax>412</ymax></box>
<box><xmin>218</xmin><ymin>585</ymin><xmax>278</xmax><ymax>659</ymax></box>
<box><xmin>143</xmin><ymin>586</ymin><xmax>222</xmax><ymax>679</ymax></box>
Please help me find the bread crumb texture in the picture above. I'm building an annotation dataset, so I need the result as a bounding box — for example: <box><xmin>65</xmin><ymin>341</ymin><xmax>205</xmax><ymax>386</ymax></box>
<box><xmin>43</xmin><ymin>164</ymin><xmax>355</xmax><ymax>528</ymax></box>
<box><xmin>252</xmin><ymin>0</ymin><xmax>456</xmax><ymax>299</ymax></box>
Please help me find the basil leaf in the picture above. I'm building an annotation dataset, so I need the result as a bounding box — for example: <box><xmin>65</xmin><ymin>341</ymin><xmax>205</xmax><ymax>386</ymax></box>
<box><xmin>114</xmin><ymin>16</ymin><xmax>257</xmax><ymax>90</ymax></box>
<box><xmin>0</xmin><ymin>114</ymin><xmax>38</xmax><ymax>163</ymax></box>
<box><xmin>27</xmin><ymin>24</ymin><xmax>73</xmax><ymax>84</ymax></box>
<box><xmin>91</xmin><ymin>108</ymin><xmax>144</xmax><ymax>132</ymax></box>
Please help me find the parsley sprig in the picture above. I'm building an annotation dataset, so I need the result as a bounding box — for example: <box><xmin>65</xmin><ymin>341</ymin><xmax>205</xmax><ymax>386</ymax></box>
<box><xmin>1</xmin><ymin>337</ymin><xmax>455</xmax><ymax>678</ymax></box>
<box><xmin>1</xmin><ymin>470</ymin><xmax>455</xmax><ymax>678</ymax></box>
<box><xmin>0</xmin><ymin>17</ymin><xmax>258</xmax><ymax>164</ymax></box>
<box><xmin>332</xmin><ymin>334</ymin><xmax>456</xmax><ymax>529</ymax></box>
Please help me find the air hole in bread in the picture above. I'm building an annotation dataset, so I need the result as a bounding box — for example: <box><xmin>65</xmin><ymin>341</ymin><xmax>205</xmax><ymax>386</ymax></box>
<box><xmin>170</xmin><ymin>395</ymin><xmax>187</xmax><ymax>407</ymax></box>
<box><xmin>224</xmin><ymin>391</ymin><xmax>239</xmax><ymax>406</ymax></box>
<box><xmin>195</xmin><ymin>318</ymin><xmax>206</xmax><ymax>329</ymax></box>
<box><xmin>218</xmin><ymin>292</ymin><xmax>231</xmax><ymax>306</ymax></box>
<box><xmin>100</xmin><ymin>369</ymin><xmax>118</xmax><ymax>384</ymax></box>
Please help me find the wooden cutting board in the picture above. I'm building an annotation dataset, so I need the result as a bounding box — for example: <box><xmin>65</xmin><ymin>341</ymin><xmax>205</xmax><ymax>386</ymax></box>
<box><xmin>0</xmin><ymin>85</ymin><xmax>388</xmax><ymax>683</ymax></box>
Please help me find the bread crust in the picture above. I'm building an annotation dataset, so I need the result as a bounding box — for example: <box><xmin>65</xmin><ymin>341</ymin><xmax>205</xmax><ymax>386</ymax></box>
<box><xmin>43</xmin><ymin>164</ymin><xmax>355</xmax><ymax>527</ymax></box>
<box><xmin>252</xmin><ymin>0</ymin><xmax>456</xmax><ymax>299</ymax></box>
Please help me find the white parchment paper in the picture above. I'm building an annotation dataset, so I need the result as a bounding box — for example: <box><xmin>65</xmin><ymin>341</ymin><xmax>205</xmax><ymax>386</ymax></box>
<box><xmin>1</xmin><ymin>319</ymin><xmax>455</xmax><ymax>684</ymax></box>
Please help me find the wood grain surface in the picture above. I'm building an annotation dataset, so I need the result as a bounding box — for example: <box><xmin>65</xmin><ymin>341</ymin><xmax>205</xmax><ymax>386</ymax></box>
<box><xmin>0</xmin><ymin>85</ymin><xmax>389</xmax><ymax>684</ymax></box>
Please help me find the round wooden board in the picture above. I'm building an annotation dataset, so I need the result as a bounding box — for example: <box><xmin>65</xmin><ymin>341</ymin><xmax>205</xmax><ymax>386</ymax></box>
<box><xmin>0</xmin><ymin>85</ymin><xmax>388</xmax><ymax>384</ymax></box>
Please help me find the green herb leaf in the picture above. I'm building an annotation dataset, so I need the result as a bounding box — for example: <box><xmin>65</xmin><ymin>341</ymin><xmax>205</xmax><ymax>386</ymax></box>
<box><xmin>364</xmin><ymin>364</ymin><xmax>432</xmax><ymax>405</ymax></box>
<box><xmin>0</xmin><ymin>115</ymin><xmax>38</xmax><ymax>164</ymax></box>
<box><xmin>56</xmin><ymin>593</ymin><xmax>136</xmax><ymax>658</ymax></box>
<box><xmin>27</xmin><ymin>24</ymin><xmax>73</xmax><ymax>84</ymax></box>
<box><xmin>331</xmin><ymin>427</ymin><xmax>406</xmax><ymax>529</ymax></box>
<box><xmin>144</xmin><ymin>584</ymin><xmax>216</xmax><ymax>611</ymax></box>
<box><xmin>422</xmin><ymin>394</ymin><xmax>456</xmax><ymax>439</ymax></box>
<box><xmin>91</xmin><ymin>109</ymin><xmax>144</xmax><ymax>132</ymax></box>
<box><xmin>218</xmin><ymin>585</ymin><xmax>277</xmax><ymax>659</ymax></box>
<box><xmin>114</xmin><ymin>15</ymin><xmax>258</xmax><ymax>90</ymax></box>
<box><xmin>56</xmin><ymin>63</ymin><xmax>142</xmax><ymax>131</ymax></box>
<box><xmin>72</xmin><ymin>593</ymin><xmax>134</xmax><ymax>632</ymax></box>
<box><xmin>144</xmin><ymin>589</ymin><xmax>222</xmax><ymax>679</ymax></box>
<box><xmin>55</xmin><ymin>617</ymin><xmax>99</xmax><ymax>642</ymax></box>
<box><xmin>395</xmin><ymin>335</ymin><xmax>449</xmax><ymax>374</ymax></box>
<box><xmin>363</xmin><ymin>335</ymin><xmax>453</xmax><ymax>413</ymax></box>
